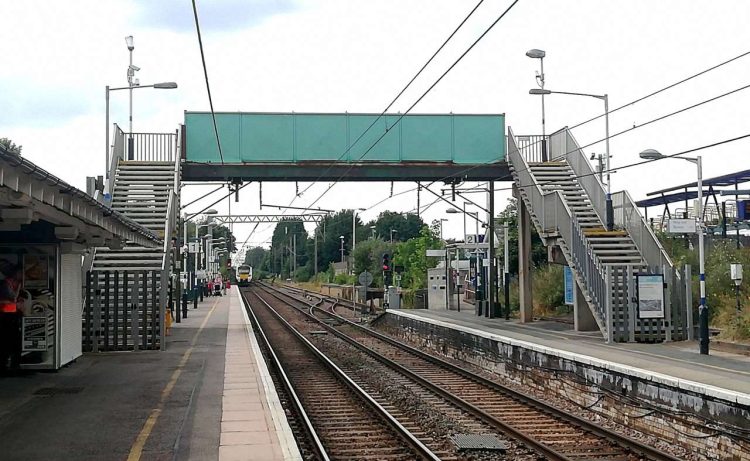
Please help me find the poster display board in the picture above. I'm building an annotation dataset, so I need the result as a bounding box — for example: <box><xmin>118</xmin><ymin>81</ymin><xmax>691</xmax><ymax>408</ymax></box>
<box><xmin>563</xmin><ymin>266</ymin><xmax>574</xmax><ymax>305</ymax></box>
<box><xmin>0</xmin><ymin>245</ymin><xmax>56</xmax><ymax>368</ymax></box>
<box><xmin>22</xmin><ymin>316</ymin><xmax>48</xmax><ymax>351</ymax></box>
<box><xmin>637</xmin><ymin>274</ymin><xmax>665</xmax><ymax>319</ymax></box>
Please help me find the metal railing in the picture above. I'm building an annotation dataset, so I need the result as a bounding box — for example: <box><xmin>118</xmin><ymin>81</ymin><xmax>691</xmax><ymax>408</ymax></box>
<box><xmin>514</xmin><ymin>134</ymin><xmax>549</xmax><ymax>163</ymax></box>
<box><xmin>126</xmin><ymin>132</ymin><xmax>177</xmax><ymax>162</ymax></box>
<box><xmin>570</xmin><ymin>217</ymin><xmax>609</xmax><ymax>338</ymax></box>
<box><xmin>612</xmin><ymin>190</ymin><xmax>674</xmax><ymax>271</ymax></box>
<box><xmin>509</xmin><ymin>127</ymin><xmax>608</xmax><ymax>337</ymax></box>
<box><xmin>104</xmin><ymin>124</ymin><xmax>126</xmax><ymax>198</ymax></box>
<box><xmin>561</xmin><ymin>130</ymin><xmax>608</xmax><ymax>224</ymax></box>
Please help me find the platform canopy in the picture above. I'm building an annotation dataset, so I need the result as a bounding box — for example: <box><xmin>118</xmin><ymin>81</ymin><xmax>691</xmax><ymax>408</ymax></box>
<box><xmin>182</xmin><ymin>111</ymin><xmax>508</xmax><ymax>182</ymax></box>
<box><xmin>0</xmin><ymin>147</ymin><xmax>161</xmax><ymax>249</ymax></box>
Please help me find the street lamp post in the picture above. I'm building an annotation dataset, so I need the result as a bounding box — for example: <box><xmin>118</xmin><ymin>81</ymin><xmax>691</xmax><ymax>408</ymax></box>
<box><xmin>352</xmin><ymin>207</ymin><xmax>365</xmax><ymax>261</ymax></box>
<box><xmin>439</xmin><ymin>218</ymin><xmax>448</xmax><ymax>241</ymax></box>
<box><xmin>339</xmin><ymin>235</ymin><xmax>345</xmax><ymax>263</ymax></box>
<box><xmin>529</xmin><ymin>88</ymin><xmax>612</xmax><ymax>230</ymax></box>
<box><xmin>447</xmin><ymin>207</ymin><xmax>481</xmax><ymax>314</ymax></box>
<box><xmin>640</xmin><ymin>149</ymin><xmax>708</xmax><ymax>354</ymax></box>
<box><xmin>526</xmin><ymin>49</ymin><xmax>547</xmax><ymax>160</ymax></box>
<box><xmin>108</xmin><ymin>36</ymin><xmax>178</xmax><ymax>166</ymax></box>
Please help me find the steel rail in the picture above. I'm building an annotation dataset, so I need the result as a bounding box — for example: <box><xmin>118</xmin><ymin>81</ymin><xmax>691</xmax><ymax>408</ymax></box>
<box><xmin>246</xmin><ymin>287</ymin><xmax>441</xmax><ymax>461</ymax></box>
<box><xmin>258</xmin><ymin>284</ymin><xmax>574</xmax><ymax>460</ymax></box>
<box><xmin>265</xmin><ymin>282</ymin><xmax>682</xmax><ymax>461</ymax></box>
<box><xmin>238</xmin><ymin>290</ymin><xmax>329</xmax><ymax>460</ymax></box>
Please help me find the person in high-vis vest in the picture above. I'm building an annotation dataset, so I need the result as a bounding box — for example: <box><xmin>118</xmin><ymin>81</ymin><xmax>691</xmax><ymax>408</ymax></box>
<box><xmin>0</xmin><ymin>262</ymin><xmax>23</xmax><ymax>373</ymax></box>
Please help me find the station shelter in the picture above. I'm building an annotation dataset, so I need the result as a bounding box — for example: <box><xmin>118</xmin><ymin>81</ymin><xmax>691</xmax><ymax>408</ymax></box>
<box><xmin>0</xmin><ymin>147</ymin><xmax>161</xmax><ymax>370</ymax></box>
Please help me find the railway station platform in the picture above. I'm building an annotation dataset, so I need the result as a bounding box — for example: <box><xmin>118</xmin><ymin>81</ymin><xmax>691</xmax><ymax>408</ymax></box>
<box><xmin>0</xmin><ymin>289</ymin><xmax>299</xmax><ymax>461</ymax></box>
<box><xmin>388</xmin><ymin>308</ymin><xmax>750</xmax><ymax>396</ymax></box>
<box><xmin>380</xmin><ymin>308</ymin><xmax>750</xmax><ymax>458</ymax></box>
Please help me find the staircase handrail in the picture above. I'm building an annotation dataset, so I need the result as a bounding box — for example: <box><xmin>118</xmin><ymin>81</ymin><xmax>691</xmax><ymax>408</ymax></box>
<box><xmin>551</xmin><ymin>128</ymin><xmax>609</xmax><ymax>225</ymax></box>
<box><xmin>552</xmin><ymin>128</ymin><xmax>674</xmax><ymax>271</ymax></box>
<box><xmin>161</xmin><ymin>190</ymin><xmax>177</xmax><ymax>271</ymax></box>
<box><xmin>104</xmin><ymin>124</ymin><xmax>126</xmax><ymax>199</ymax></box>
<box><xmin>510</xmin><ymin>127</ymin><xmax>608</xmax><ymax>336</ymax></box>
<box><xmin>569</xmin><ymin>216</ymin><xmax>609</xmax><ymax>334</ymax></box>
<box><xmin>612</xmin><ymin>190</ymin><xmax>674</xmax><ymax>270</ymax></box>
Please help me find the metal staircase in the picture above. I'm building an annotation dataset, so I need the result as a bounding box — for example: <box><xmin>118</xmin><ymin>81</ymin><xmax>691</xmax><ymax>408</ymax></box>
<box><xmin>509</xmin><ymin>127</ymin><xmax>689</xmax><ymax>342</ymax></box>
<box><xmin>84</xmin><ymin>126</ymin><xmax>179</xmax><ymax>351</ymax></box>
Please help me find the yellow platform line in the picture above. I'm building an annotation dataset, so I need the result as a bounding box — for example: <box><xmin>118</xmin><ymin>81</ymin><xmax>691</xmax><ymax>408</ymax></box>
<box><xmin>127</xmin><ymin>298</ymin><xmax>220</xmax><ymax>461</ymax></box>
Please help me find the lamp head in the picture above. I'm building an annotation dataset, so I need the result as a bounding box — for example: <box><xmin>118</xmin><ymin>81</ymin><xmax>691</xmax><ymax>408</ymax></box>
<box><xmin>526</xmin><ymin>49</ymin><xmax>546</xmax><ymax>59</ymax></box>
<box><xmin>154</xmin><ymin>82</ymin><xmax>178</xmax><ymax>89</ymax></box>
<box><xmin>446</xmin><ymin>208</ymin><xmax>460</xmax><ymax>214</ymax></box>
<box><xmin>125</xmin><ymin>35</ymin><xmax>134</xmax><ymax>51</ymax></box>
<box><xmin>204</xmin><ymin>209</ymin><xmax>218</xmax><ymax>215</ymax></box>
<box><xmin>529</xmin><ymin>88</ymin><xmax>551</xmax><ymax>95</ymax></box>
<box><xmin>639</xmin><ymin>149</ymin><xmax>664</xmax><ymax>160</ymax></box>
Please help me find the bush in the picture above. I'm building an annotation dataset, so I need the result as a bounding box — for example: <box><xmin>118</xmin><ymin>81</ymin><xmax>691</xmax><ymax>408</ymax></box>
<box><xmin>532</xmin><ymin>264</ymin><xmax>564</xmax><ymax>314</ymax></box>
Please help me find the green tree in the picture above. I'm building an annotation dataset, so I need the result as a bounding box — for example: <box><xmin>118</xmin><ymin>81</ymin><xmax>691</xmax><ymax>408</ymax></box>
<box><xmin>243</xmin><ymin>246</ymin><xmax>267</xmax><ymax>268</ymax></box>
<box><xmin>394</xmin><ymin>225</ymin><xmax>444</xmax><ymax>290</ymax></box>
<box><xmin>268</xmin><ymin>220</ymin><xmax>310</xmax><ymax>279</ymax></box>
<box><xmin>372</xmin><ymin>211</ymin><xmax>424</xmax><ymax>243</ymax></box>
<box><xmin>352</xmin><ymin>238</ymin><xmax>395</xmax><ymax>285</ymax></box>
<box><xmin>498</xmin><ymin>198</ymin><xmax>547</xmax><ymax>274</ymax></box>
<box><xmin>0</xmin><ymin>137</ymin><xmax>22</xmax><ymax>155</ymax></box>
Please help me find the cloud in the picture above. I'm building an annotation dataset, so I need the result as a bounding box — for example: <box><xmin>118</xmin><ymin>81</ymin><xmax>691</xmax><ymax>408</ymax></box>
<box><xmin>134</xmin><ymin>0</ymin><xmax>298</xmax><ymax>33</ymax></box>
<box><xmin>0</xmin><ymin>79</ymin><xmax>96</xmax><ymax>128</ymax></box>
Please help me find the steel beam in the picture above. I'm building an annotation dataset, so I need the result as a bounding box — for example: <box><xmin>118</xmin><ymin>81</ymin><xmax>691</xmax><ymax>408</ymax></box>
<box><xmin>210</xmin><ymin>214</ymin><xmax>327</xmax><ymax>224</ymax></box>
<box><xmin>182</xmin><ymin>162</ymin><xmax>510</xmax><ymax>182</ymax></box>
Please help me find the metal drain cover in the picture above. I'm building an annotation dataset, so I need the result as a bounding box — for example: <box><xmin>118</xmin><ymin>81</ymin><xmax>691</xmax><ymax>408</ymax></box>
<box><xmin>34</xmin><ymin>387</ymin><xmax>84</xmax><ymax>396</ymax></box>
<box><xmin>450</xmin><ymin>433</ymin><xmax>507</xmax><ymax>451</ymax></box>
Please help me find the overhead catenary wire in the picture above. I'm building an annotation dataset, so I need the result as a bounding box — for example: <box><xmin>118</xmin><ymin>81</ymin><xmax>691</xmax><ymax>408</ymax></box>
<box><xmin>288</xmin><ymin>0</ymin><xmax>488</xmax><ymax>209</ymax></box>
<box><xmin>191</xmin><ymin>0</ymin><xmax>224</xmax><ymax>164</ymax></box>
<box><xmin>302</xmin><ymin>0</ymin><xmax>521</xmax><ymax>210</ymax></box>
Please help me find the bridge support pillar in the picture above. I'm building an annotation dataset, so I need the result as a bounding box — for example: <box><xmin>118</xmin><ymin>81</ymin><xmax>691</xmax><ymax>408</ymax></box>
<box><xmin>574</xmin><ymin>280</ymin><xmax>599</xmax><ymax>331</ymax></box>
<box><xmin>516</xmin><ymin>186</ymin><xmax>533</xmax><ymax>323</ymax></box>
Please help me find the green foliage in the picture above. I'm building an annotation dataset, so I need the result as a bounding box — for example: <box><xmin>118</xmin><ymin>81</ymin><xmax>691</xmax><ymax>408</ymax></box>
<box><xmin>243</xmin><ymin>246</ymin><xmax>267</xmax><ymax>268</ymax></box>
<box><xmin>371</xmin><ymin>211</ymin><xmax>425</xmax><ymax>243</ymax></box>
<box><xmin>532</xmin><ymin>264</ymin><xmax>565</xmax><ymax>313</ymax></box>
<box><xmin>268</xmin><ymin>220</ymin><xmax>309</xmax><ymax>279</ymax></box>
<box><xmin>0</xmin><ymin>137</ymin><xmax>22</xmax><ymax>155</ymax></box>
<box><xmin>498</xmin><ymin>198</ymin><xmax>547</xmax><ymax>274</ymax></box>
<box><xmin>333</xmin><ymin>272</ymin><xmax>355</xmax><ymax>285</ymax></box>
<box><xmin>394</xmin><ymin>225</ymin><xmax>444</xmax><ymax>290</ymax></box>
<box><xmin>659</xmin><ymin>234</ymin><xmax>750</xmax><ymax>340</ymax></box>
<box><xmin>351</xmin><ymin>238</ymin><xmax>395</xmax><ymax>284</ymax></box>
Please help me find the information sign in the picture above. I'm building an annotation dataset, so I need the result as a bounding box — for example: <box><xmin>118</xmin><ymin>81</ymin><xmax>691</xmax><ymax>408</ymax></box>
<box><xmin>637</xmin><ymin>274</ymin><xmax>665</xmax><ymax>319</ymax></box>
<box><xmin>666</xmin><ymin>219</ymin><xmax>697</xmax><ymax>234</ymax></box>
<box><xmin>188</xmin><ymin>242</ymin><xmax>201</xmax><ymax>253</ymax></box>
<box><xmin>358</xmin><ymin>271</ymin><xmax>374</xmax><ymax>287</ymax></box>
<box><xmin>22</xmin><ymin>316</ymin><xmax>47</xmax><ymax>351</ymax></box>
<box><xmin>563</xmin><ymin>266</ymin><xmax>574</xmax><ymax>305</ymax></box>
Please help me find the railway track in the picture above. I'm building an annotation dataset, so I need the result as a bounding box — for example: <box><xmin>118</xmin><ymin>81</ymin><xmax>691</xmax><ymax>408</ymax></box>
<box><xmin>240</xmin><ymin>288</ymin><xmax>442</xmax><ymax>460</ymax></box>
<box><xmin>260</xmin><ymin>282</ymin><xmax>681</xmax><ymax>461</ymax></box>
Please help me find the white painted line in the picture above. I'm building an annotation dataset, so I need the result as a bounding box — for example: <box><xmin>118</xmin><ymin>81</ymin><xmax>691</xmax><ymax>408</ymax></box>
<box><xmin>236</xmin><ymin>288</ymin><xmax>302</xmax><ymax>461</ymax></box>
<box><xmin>388</xmin><ymin>310</ymin><xmax>750</xmax><ymax>406</ymax></box>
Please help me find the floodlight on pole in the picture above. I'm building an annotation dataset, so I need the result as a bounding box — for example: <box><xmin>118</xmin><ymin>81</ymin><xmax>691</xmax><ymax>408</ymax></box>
<box><xmin>526</xmin><ymin>48</ymin><xmax>547</xmax><ymax>157</ymax></box>
<box><xmin>639</xmin><ymin>148</ymin><xmax>707</xmax><ymax>354</ymax></box>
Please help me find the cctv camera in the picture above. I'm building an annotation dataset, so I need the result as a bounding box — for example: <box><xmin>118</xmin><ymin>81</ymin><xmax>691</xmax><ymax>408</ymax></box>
<box><xmin>129</xmin><ymin>64</ymin><xmax>141</xmax><ymax>72</ymax></box>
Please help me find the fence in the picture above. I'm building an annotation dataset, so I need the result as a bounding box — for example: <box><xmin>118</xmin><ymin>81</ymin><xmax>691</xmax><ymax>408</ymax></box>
<box><xmin>514</xmin><ymin>134</ymin><xmax>548</xmax><ymax>163</ymax></box>
<box><xmin>126</xmin><ymin>132</ymin><xmax>177</xmax><ymax>162</ymax></box>
<box><xmin>82</xmin><ymin>270</ymin><xmax>162</xmax><ymax>351</ymax></box>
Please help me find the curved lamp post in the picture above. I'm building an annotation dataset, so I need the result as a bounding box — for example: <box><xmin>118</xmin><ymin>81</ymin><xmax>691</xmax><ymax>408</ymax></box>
<box><xmin>640</xmin><ymin>148</ymin><xmax>708</xmax><ymax>355</ymax></box>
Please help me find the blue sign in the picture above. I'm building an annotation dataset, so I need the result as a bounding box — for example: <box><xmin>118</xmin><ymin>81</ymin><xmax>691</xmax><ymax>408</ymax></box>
<box><xmin>564</xmin><ymin>266</ymin><xmax>574</xmax><ymax>305</ymax></box>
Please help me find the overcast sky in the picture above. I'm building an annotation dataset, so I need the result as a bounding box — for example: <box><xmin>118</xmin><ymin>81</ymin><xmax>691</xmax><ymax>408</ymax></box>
<box><xmin>2</xmin><ymin>0</ymin><xmax>749</xmax><ymax>257</ymax></box>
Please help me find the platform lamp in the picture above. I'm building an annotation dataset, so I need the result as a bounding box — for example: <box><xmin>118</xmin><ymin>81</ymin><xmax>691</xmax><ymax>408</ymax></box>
<box><xmin>640</xmin><ymin>148</ymin><xmax>708</xmax><ymax>355</ymax></box>
<box><xmin>529</xmin><ymin>88</ymin><xmax>613</xmax><ymax>230</ymax></box>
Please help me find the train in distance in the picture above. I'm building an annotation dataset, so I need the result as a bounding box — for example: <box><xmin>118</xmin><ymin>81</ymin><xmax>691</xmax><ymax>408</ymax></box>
<box><xmin>237</xmin><ymin>265</ymin><xmax>253</xmax><ymax>286</ymax></box>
